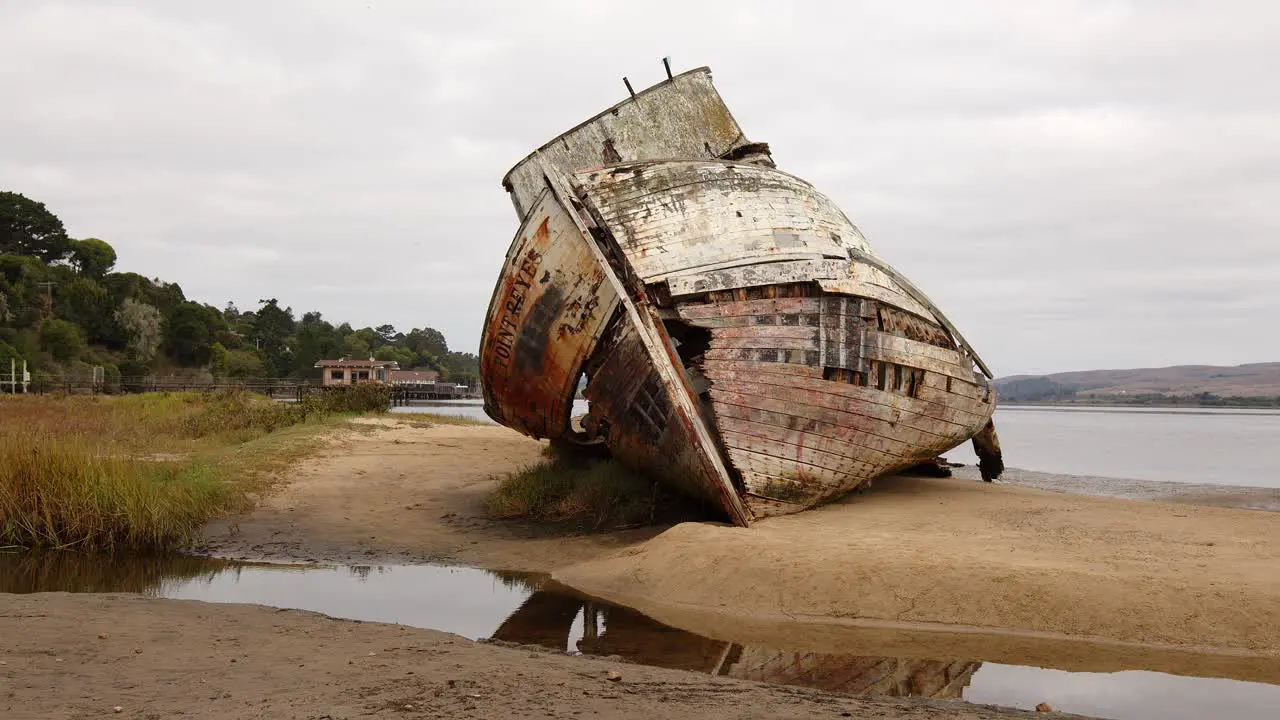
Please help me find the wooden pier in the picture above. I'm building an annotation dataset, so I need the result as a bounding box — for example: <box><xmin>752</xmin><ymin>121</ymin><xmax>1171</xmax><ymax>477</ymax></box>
<box><xmin>389</xmin><ymin>383</ymin><xmax>473</xmax><ymax>406</ymax></box>
<box><xmin>2</xmin><ymin>377</ymin><xmax>480</xmax><ymax>406</ymax></box>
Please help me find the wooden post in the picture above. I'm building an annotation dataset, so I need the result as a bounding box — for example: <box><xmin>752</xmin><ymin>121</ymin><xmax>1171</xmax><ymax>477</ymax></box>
<box><xmin>582</xmin><ymin>603</ymin><xmax>599</xmax><ymax>643</ymax></box>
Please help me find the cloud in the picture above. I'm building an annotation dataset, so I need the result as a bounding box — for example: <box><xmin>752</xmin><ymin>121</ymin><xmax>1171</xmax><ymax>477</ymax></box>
<box><xmin>2</xmin><ymin>0</ymin><xmax>1277</xmax><ymax>373</ymax></box>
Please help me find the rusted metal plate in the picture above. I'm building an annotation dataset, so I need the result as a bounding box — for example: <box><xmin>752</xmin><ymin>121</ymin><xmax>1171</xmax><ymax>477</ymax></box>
<box><xmin>578</xmin><ymin>161</ymin><xmax>872</xmax><ymax>282</ymax></box>
<box><xmin>480</xmin><ymin>189</ymin><xmax>620</xmax><ymax>439</ymax></box>
<box><xmin>502</xmin><ymin>68</ymin><xmax>756</xmax><ymax>220</ymax></box>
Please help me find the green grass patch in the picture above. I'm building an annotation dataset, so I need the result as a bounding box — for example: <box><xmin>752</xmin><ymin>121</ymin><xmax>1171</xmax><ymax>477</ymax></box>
<box><xmin>0</xmin><ymin>433</ymin><xmax>246</xmax><ymax>551</ymax></box>
<box><xmin>391</xmin><ymin>413</ymin><xmax>487</xmax><ymax>428</ymax></box>
<box><xmin>0</xmin><ymin>389</ymin><xmax>382</xmax><ymax>551</ymax></box>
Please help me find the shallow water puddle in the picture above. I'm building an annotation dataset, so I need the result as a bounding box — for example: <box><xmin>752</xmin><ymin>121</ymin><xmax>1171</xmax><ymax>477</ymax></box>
<box><xmin>3</xmin><ymin>553</ymin><xmax>1277</xmax><ymax>719</ymax></box>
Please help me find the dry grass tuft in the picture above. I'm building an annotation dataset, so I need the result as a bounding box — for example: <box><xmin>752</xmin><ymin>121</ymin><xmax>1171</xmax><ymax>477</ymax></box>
<box><xmin>485</xmin><ymin>455</ymin><xmax>661</xmax><ymax>529</ymax></box>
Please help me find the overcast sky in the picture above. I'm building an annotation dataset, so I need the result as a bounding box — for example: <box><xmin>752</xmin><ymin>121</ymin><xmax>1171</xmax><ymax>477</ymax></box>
<box><xmin>2</xmin><ymin>1</ymin><xmax>1277</xmax><ymax>375</ymax></box>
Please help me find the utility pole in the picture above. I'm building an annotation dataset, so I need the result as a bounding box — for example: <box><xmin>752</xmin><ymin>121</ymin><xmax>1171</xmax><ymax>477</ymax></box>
<box><xmin>36</xmin><ymin>280</ymin><xmax>56</xmax><ymax>318</ymax></box>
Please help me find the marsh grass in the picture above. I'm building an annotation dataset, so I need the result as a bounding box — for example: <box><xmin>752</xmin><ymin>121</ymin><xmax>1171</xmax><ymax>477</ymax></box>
<box><xmin>390</xmin><ymin>413</ymin><xmax>487</xmax><ymax>428</ymax></box>
<box><xmin>0</xmin><ymin>433</ymin><xmax>245</xmax><ymax>551</ymax></box>
<box><xmin>0</xmin><ymin>390</ymin><xmax>372</xmax><ymax>551</ymax></box>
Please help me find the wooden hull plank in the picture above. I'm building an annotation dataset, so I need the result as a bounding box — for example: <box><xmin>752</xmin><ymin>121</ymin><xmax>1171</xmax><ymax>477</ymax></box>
<box><xmin>720</xmin><ymin>432</ymin><xmax>882</xmax><ymax>486</ymax></box>
<box><xmin>710</xmin><ymin>334</ymin><xmax>820</xmax><ymax>351</ymax></box>
<box><xmin>818</xmin><ymin>263</ymin><xmax>934</xmax><ymax>321</ymax></box>
<box><xmin>701</xmin><ymin>358</ymin><xmax>825</xmax><ymax>380</ymax></box>
<box><xmin>711</xmin><ymin>325</ymin><xmax>823</xmax><ymax>341</ymax></box>
<box><xmin>709</xmin><ymin>385</ymin><xmax>983</xmax><ymax>442</ymax></box>
<box><xmin>725</xmin><ymin>446</ymin><xmax>898</xmax><ymax>496</ymax></box>
<box><xmin>667</xmin><ymin>258</ymin><xmax>846</xmax><ymax>297</ymax></box>
<box><xmin>921</xmin><ymin>369</ymin><xmax>988</xmax><ymax>401</ymax></box>
<box><xmin>579</xmin><ymin>161</ymin><xmax>872</xmax><ymax>282</ymax></box>
<box><xmin>704</xmin><ymin>369</ymin><xmax>990</xmax><ymax>428</ymax></box>
<box><xmin>703</xmin><ymin>348</ymin><xmax>817</xmax><ymax>366</ymax></box>
<box><xmin>702</xmin><ymin>358</ymin><xmax>993</xmax><ymax>409</ymax></box>
<box><xmin>711</xmin><ymin>395</ymin><xmax>978</xmax><ymax>462</ymax></box>
<box><xmin>716</xmin><ymin>415</ymin><xmax>906</xmax><ymax>466</ymax></box>
<box><xmin>715</xmin><ymin>404</ymin><xmax>925</xmax><ymax>458</ymax></box>
<box><xmin>677</xmin><ymin>297</ymin><xmax>822</xmax><ymax>321</ymax></box>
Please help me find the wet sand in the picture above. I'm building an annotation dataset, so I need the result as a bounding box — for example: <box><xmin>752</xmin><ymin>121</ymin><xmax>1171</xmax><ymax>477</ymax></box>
<box><xmin>961</xmin><ymin>466</ymin><xmax>1280</xmax><ymax>512</ymax></box>
<box><xmin>7</xmin><ymin>418</ymin><xmax>1278</xmax><ymax>718</ymax></box>
<box><xmin>1</xmin><ymin>593</ymin><xmax>1066</xmax><ymax>720</ymax></box>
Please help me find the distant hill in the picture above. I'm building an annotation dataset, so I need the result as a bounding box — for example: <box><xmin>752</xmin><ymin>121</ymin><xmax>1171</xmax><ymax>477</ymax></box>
<box><xmin>996</xmin><ymin>363</ymin><xmax>1280</xmax><ymax>403</ymax></box>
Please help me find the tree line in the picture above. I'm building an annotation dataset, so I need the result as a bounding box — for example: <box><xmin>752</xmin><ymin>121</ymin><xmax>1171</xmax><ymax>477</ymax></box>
<box><xmin>0</xmin><ymin>191</ymin><xmax>478</xmax><ymax>385</ymax></box>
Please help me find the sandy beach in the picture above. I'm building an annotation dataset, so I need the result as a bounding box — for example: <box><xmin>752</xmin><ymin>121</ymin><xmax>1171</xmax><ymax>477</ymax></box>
<box><xmin>555</xmin><ymin>476</ymin><xmax>1280</xmax><ymax>654</ymax></box>
<box><xmin>196</xmin><ymin>419</ymin><xmax>662</xmax><ymax>571</ymax></box>
<box><xmin>6</xmin><ymin>418</ymin><xmax>1279</xmax><ymax>718</ymax></box>
<box><xmin>1</xmin><ymin>593</ymin><xmax>1067</xmax><ymax>720</ymax></box>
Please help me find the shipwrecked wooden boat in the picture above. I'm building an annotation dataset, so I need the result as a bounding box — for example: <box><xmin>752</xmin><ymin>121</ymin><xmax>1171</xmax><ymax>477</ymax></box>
<box><xmin>481</xmin><ymin>63</ymin><xmax>1003</xmax><ymax>525</ymax></box>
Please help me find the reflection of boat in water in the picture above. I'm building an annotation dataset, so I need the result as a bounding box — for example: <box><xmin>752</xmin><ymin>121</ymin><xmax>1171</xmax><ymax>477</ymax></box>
<box><xmin>480</xmin><ymin>64</ymin><xmax>1004</xmax><ymax>525</ymax></box>
<box><xmin>491</xmin><ymin>591</ymin><xmax>979</xmax><ymax>699</ymax></box>
<box><xmin>727</xmin><ymin>646</ymin><xmax>979</xmax><ymax>700</ymax></box>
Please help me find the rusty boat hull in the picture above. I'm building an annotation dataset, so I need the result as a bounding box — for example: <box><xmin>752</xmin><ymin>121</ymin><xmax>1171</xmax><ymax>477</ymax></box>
<box><xmin>480</xmin><ymin>66</ymin><xmax>1002</xmax><ymax>525</ymax></box>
